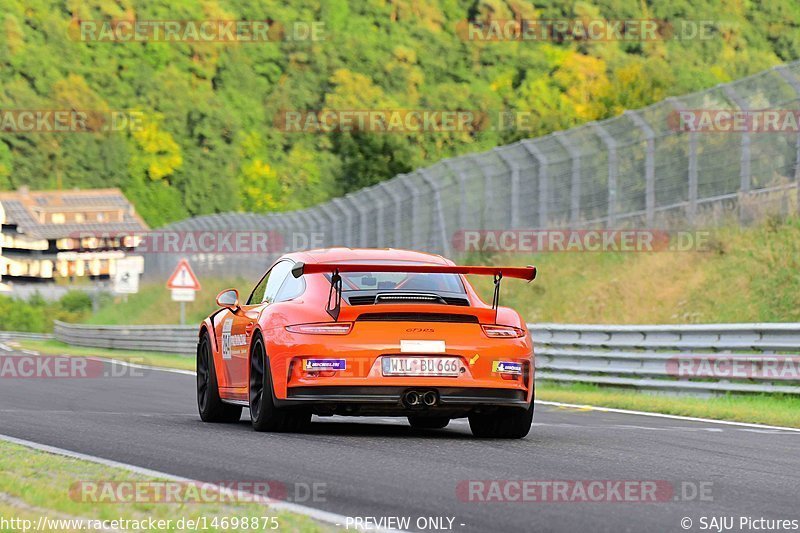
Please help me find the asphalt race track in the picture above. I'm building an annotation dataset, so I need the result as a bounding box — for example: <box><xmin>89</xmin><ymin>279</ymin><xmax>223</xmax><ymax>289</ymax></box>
<box><xmin>0</xmin><ymin>346</ymin><xmax>798</xmax><ymax>533</ymax></box>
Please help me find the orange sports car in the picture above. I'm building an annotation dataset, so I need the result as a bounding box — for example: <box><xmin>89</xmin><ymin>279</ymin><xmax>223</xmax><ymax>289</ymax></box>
<box><xmin>196</xmin><ymin>248</ymin><xmax>537</xmax><ymax>438</ymax></box>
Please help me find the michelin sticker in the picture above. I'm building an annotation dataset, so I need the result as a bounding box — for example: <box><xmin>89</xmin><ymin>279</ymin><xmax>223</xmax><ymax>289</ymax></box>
<box><xmin>492</xmin><ymin>361</ymin><xmax>522</xmax><ymax>374</ymax></box>
<box><xmin>304</xmin><ymin>359</ymin><xmax>346</xmax><ymax>371</ymax></box>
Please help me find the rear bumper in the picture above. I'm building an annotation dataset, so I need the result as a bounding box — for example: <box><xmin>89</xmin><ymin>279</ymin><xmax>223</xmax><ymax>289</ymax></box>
<box><xmin>277</xmin><ymin>385</ymin><xmax>531</xmax><ymax>416</ymax></box>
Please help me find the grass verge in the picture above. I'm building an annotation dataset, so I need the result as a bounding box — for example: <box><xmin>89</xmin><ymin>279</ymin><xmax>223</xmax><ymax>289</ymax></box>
<box><xmin>464</xmin><ymin>218</ymin><xmax>800</xmax><ymax>324</ymax></box>
<box><xmin>0</xmin><ymin>440</ymin><xmax>332</xmax><ymax>533</ymax></box>
<box><xmin>16</xmin><ymin>339</ymin><xmax>195</xmax><ymax>372</ymax></box>
<box><xmin>537</xmin><ymin>382</ymin><xmax>800</xmax><ymax>428</ymax></box>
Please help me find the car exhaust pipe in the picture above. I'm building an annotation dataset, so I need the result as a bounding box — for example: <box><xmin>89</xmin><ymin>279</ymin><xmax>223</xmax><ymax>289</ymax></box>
<box><xmin>404</xmin><ymin>391</ymin><xmax>421</xmax><ymax>406</ymax></box>
<box><xmin>422</xmin><ymin>391</ymin><xmax>437</xmax><ymax>406</ymax></box>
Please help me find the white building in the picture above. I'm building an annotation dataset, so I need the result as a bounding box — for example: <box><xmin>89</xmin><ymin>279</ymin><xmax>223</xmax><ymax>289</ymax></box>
<box><xmin>0</xmin><ymin>187</ymin><xmax>147</xmax><ymax>283</ymax></box>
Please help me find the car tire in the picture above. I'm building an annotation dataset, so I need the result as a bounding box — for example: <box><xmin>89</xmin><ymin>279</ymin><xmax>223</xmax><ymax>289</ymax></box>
<box><xmin>407</xmin><ymin>416</ymin><xmax>450</xmax><ymax>429</ymax></box>
<box><xmin>468</xmin><ymin>403</ymin><xmax>534</xmax><ymax>439</ymax></box>
<box><xmin>249</xmin><ymin>333</ymin><xmax>310</xmax><ymax>433</ymax></box>
<box><xmin>197</xmin><ymin>332</ymin><xmax>242</xmax><ymax>423</ymax></box>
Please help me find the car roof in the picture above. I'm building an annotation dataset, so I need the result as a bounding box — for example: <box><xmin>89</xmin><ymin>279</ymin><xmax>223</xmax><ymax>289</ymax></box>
<box><xmin>287</xmin><ymin>247</ymin><xmax>453</xmax><ymax>265</ymax></box>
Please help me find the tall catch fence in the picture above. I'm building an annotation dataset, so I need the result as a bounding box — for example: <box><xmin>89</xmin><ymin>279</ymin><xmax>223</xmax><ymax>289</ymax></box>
<box><xmin>145</xmin><ymin>62</ymin><xmax>800</xmax><ymax>279</ymax></box>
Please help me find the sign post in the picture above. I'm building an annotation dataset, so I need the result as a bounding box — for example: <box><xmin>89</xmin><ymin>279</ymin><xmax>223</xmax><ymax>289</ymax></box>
<box><xmin>166</xmin><ymin>259</ymin><xmax>201</xmax><ymax>325</ymax></box>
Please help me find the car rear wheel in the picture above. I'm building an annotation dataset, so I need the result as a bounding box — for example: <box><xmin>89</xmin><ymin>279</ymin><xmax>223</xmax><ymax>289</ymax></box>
<box><xmin>197</xmin><ymin>332</ymin><xmax>242</xmax><ymax>423</ymax></box>
<box><xmin>249</xmin><ymin>334</ymin><xmax>310</xmax><ymax>432</ymax></box>
<box><xmin>468</xmin><ymin>403</ymin><xmax>534</xmax><ymax>439</ymax></box>
<box><xmin>407</xmin><ymin>416</ymin><xmax>450</xmax><ymax>429</ymax></box>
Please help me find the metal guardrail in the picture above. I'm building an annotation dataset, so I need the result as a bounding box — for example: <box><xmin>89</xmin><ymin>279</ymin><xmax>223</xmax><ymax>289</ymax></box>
<box><xmin>531</xmin><ymin>323</ymin><xmax>800</xmax><ymax>395</ymax></box>
<box><xmin>49</xmin><ymin>321</ymin><xmax>800</xmax><ymax>395</ymax></box>
<box><xmin>53</xmin><ymin>321</ymin><xmax>197</xmax><ymax>354</ymax></box>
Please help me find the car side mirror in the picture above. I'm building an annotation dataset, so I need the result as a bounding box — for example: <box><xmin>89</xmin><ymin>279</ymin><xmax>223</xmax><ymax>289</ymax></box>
<box><xmin>216</xmin><ymin>288</ymin><xmax>239</xmax><ymax>309</ymax></box>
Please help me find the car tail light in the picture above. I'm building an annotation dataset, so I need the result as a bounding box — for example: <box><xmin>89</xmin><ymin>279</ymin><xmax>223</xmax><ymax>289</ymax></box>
<box><xmin>286</xmin><ymin>323</ymin><xmax>353</xmax><ymax>335</ymax></box>
<box><xmin>481</xmin><ymin>324</ymin><xmax>525</xmax><ymax>338</ymax></box>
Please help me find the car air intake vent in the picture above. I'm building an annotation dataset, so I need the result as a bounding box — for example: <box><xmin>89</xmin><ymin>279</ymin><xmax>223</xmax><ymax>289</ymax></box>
<box><xmin>357</xmin><ymin>313</ymin><xmax>479</xmax><ymax>323</ymax></box>
<box><xmin>442</xmin><ymin>297</ymin><xmax>470</xmax><ymax>306</ymax></box>
<box><xmin>347</xmin><ymin>295</ymin><xmax>376</xmax><ymax>306</ymax></box>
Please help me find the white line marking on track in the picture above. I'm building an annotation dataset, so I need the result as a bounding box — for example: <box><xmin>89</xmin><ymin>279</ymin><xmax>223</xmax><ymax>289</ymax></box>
<box><xmin>0</xmin><ymin>433</ymin><xmax>409</xmax><ymax>533</ymax></box>
<box><xmin>0</xmin><ymin>343</ymin><xmax>12</xmax><ymax>351</ymax></box>
<box><xmin>535</xmin><ymin>400</ymin><xmax>800</xmax><ymax>433</ymax></box>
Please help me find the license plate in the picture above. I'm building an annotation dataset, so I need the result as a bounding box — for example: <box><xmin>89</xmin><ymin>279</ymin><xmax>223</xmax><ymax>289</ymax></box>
<box><xmin>382</xmin><ymin>356</ymin><xmax>461</xmax><ymax>377</ymax></box>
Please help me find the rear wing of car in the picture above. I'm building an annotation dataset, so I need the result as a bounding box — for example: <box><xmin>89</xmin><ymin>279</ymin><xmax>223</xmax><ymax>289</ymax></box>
<box><xmin>291</xmin><ymin>261</ymin><xmax>536</xmax><ymax>321</ymax></box>
<box><xmin>291</xmin><ymin>262</ymin><xmax>536</xmax><ymax>281</ymax></box>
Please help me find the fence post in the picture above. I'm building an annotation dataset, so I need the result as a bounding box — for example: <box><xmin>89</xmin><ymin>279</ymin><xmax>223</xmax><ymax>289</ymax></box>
<box><xmin>306</xmin><ymin>207</ymin><xmax>328</xmax><ymax>248</ymax></box>
<box><xmin>295</xmin><ymin>210</ymin><xmax>316</xmax><ymax>251</ymax></box>
<box><xmin>319</xmin><ymin>203</ymin><xmax>342</xmax><ymax>245</ymax></box>
<box><xmin>553</xmin><ymin>132</ymin><xmax>581</xmax><ymax>225</ymax></box>
<box><xmin>363</xmin><ymin>185</ymin><xmax>386</xmax><ymax>247</ymax></box>
<box><xmin>284</xmin><ymin>212</ymin><xmax>305</xmax><ymax>250</ymax></box>
<box><xmin>471</xmin><ymin>155</ymin><xmax>494</xmax><ymax>229</ymax></box>
<box><xmin>442</xmin><ymin>159</ymin><xmax>468</xmax><ymax>231</ymax></box>
<box><xmin>591</xmin><ymin>122</ymin><xmax>618</xmax><ymax>227</ymax></box>
<box><xmin>419</xmin><ymin>168</ymin><xmax>451</xmax><ymax>256</ymax></box>
<box><xmin>722</xmin><ymin>85</ymin><xmax>752</xmax><ymax>219</ymax></box>
<box><xmin>332</xmin><ymin>197</ymin><xmax>355</xmax><ymax>246</ymax></box>
<box><xmin>775</xmin><ymin>66</ymin><xmax>800</xmax><ymax>215</ymax></box>
<box><xmin>270</xmin><ymin>213</ymin><xmax>289</xmax><ymax>253</ymax></box>
<box><xmin>625</xmin><ymin>110</ymin><xmax>657</xmax><ymax>226</ymax></box>
<box><xmin>668</xmin><ymin>97</ymin><xmax>698</xmax><ymax>223</ymax></box>
<box><xmin>346</xmin><ymin>193</ymin><xmax>369</xmax><ymax>247</ymax></box>
<box><xmin>521</xmin><ymin>139</ymin><xmax>549</xmax><ymax>227</ymax></box>
<box><xmin>378</xmin><ymin>181</ymin><xmax>402</xmax><ymax>247</ymax></box>
<box><xmin>398</xmin><ymin>176</ymin><xmax>419</xmax><ymax>248</ymax></box>
<box><xmin>722</xmin><ymin>85</ymin><xmax>751</xmax><ymax>223</ymax></box>
<box><xmin>496</xmin><ymin>149</ymin><xmax>520</xmax><ymax>227</ymax></box>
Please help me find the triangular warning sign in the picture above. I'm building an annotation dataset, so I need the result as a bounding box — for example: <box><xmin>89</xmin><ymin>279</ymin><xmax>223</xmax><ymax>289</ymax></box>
<box><xmin>166</xmin><ymin>259</ymin><xmax>201</xmax><ymax>290</ymax></box>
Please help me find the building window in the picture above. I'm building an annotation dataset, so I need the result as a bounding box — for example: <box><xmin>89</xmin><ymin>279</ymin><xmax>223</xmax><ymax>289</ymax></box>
<box><xmin>52</xmin><ymin>213</ymin><xmax>65</xmax><ymax>224</ymax></box>
<box><xmin>75</xmin><ymin>213</ymin><xmax>85</xmax><ymax>223</ymax></box>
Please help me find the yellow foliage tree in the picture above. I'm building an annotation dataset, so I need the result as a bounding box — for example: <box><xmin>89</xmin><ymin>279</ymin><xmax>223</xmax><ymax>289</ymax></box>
<box><xmin>130</xmin><ymin>117</ymin><xmax>183</xmax><ymax>181</ymax></box>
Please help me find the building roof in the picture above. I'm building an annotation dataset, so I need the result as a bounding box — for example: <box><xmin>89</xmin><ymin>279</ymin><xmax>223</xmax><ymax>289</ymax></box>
<box><xmin>0</xmin><ymin>187</ymin><xmax>148</xmax><ymax>240</ymax></box>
